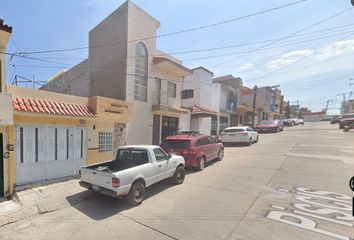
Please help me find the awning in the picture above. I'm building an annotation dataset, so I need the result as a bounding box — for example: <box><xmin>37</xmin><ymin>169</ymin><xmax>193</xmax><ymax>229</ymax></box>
<box><xmin>12</xmin><ymin>97</ymin><xmax>96</xmax><ymax>117</ymax></box>
<box><xmin>153</xmin><ymin>57</ymin><xmax>192</xmax><ymax>76</ymax></box>
<box><xmin>191</xmin><ymin>105</ymin><xmax>217</xmax><ymax>117</ymax></box>
<box><xmin>152</xmin><ymin>104</ymin><xmax>189</xmax><ymax>115</ymax></box>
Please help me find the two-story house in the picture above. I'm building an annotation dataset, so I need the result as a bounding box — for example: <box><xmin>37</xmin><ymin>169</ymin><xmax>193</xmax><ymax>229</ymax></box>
<box><xmin>212</xmin><ymin>75</ymin><xmax>242</xmax><ymax>133</ymax></box>
<box><xmin>181</xmin><ymin>67</ymin><xmax>218</xmax><ymax>135</ymax></box>
<box><xmin>41</xmin><ymin>1</ymin><xmax>193</xmax><ymax>145</ymax></box>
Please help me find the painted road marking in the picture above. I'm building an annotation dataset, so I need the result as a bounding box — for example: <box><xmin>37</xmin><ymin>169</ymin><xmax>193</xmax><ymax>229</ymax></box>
<box><xmin>271</xmin><ymin>205</ymin><xmax>285</xmax><ymax>210</ymax></box>
<box><xmin>278</xmin><ymin>188</ymin><xmax>290</xmax><ymax>193</ymax></box>
<box><xmin>340</xmin><ymin>149</ymin><xmax>354</xmax><ymax>154</ymax></box>
<box><xmin>266</xmin><ymin>187</ymin><xmax>353</xmax><ymax>240</ymax></box>
<box><xmin>294</xmin><ymin>144</ymin><xmax>354</xmax><ymax>150</ymax></box>
<box><xmin>286</xmin><ymin>153</ymin><xmax>354</xmax><ymax>164</ymax></box>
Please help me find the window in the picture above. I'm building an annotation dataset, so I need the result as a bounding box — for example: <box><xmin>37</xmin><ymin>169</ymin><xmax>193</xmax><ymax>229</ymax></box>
<box><xmin>182</xmin><ymin>89</ymin><xmax>194</xmax><ymax>99</ymax></box>
<box><xmin>55</xmin><ymin>128</ymin><xmax>58</xmax><ymax>160</ymax></box>
<box><xmin>99</xmin><ymin>132</ymin><xmax>113</xmax><ymax>153</ymax></box>
<box><xmin>153</xmin><ymin>148</ymin><xmax>169</xmax><ymax>162</ymax></box>
<box><xmin>211</xmin><ymin>116</ymin><xmax>217</xmax><ymax>136</ymax></box>
<box><xmin>196</xmin><ymin>137</ymin><xmax>208</xmax><ymax>147</ymax></box>
<box><xmin>20</xmin><ymin>127</ymin><xmax>24</xmax><ymax>163</ymax></box>
<box><xmin>80</xmin><ymin>129</ymin><xmax>84</xmax><ymax>158</ymax></box>
<box><xmin>167</xmin><ymin>81</ymin><xmax>176</xmax><ymax>98</ymax></box>
<box><xmin>35</xmin><ymin>128</ymin><xmax>38</xmax><ymax>162</ymax></box>
<box><xmin>66</xmin><ymin>129</ymin><xmax>69</xmax><ymax>160</ymax></box>
<box><xmin>162</xmin><ymin>140</ymin><xmax>191</xmax><ymax>148</ymax></box>
<box><xmin>207</xmin><ymin>136</ymin><xmax>216</xmax><ymax>144</ymax></box>
<box><xmin>116</xmin><ymin>149</ymin><xmax>148</xmax><ymax>165</ymax></box>
<box><xmin>134</xmin><ymin>42</ymin><xmax>148</xmax><ymax>101</ymax></box>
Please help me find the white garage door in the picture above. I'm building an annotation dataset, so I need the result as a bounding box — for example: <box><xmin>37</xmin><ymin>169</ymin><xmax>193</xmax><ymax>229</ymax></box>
<box><xmin>15</xmin><ymin>124</ymin><xmax>87</xmax><ymax>185</ymax></box>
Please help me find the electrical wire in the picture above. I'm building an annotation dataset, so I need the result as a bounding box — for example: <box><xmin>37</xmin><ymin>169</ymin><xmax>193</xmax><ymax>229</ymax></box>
<box><xmin>14</xmin><ymin>0</ymin><xmax>309</xmax><ymax>56</ymax></box>
<box><xmin>209</xmin><ymin>7</ymin><xmax>354</xmax><ymax>69</ymax></box>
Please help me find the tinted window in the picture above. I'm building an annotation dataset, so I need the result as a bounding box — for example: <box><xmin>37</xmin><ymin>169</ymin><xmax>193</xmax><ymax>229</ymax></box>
<box><xmin>247</xmin><ymin>127</ymin><xmax>254</xmax><ymax>131</ymax></box>
<box><xmin>260</xmin><ymin>120</ymin><xmax>275</xmax><ymax>124</ymax></box>
<box><xmin>224</xmin><ymin>128</ymin><xmax>245</xmax><ymax>133</ymax></box>
<box><xmin>163</xmin><ymin>140</ymin><xmax>191</xmax><ymax>148</ymax></box>
<box><xmin>196</xmin><ymin>137</ymin><xmax>208</xmax><ymax>147</ymax></box>
<box><xmin>153</xmin><ymin>148</ymin><xmax>169</xmax><ymax>162</ymax></box>
<box><xmin>207</xmin><ymin>136</ymin><xmax>216</xmax><ymax>144</ymax></box>
<box><xmin>116</xmin><ymin>149</ymin><xmax>148</xmax><ymax>164</ymax></box>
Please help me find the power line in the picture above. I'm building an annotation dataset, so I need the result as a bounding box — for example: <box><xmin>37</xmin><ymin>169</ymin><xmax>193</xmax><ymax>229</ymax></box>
<box><xmin>14</xmin><ymin>0</ymin><xmax>309</xmax><ymax>56</ymax></box>
<box><xmin>209</xmin><ymin>7</ymin><xmax>354</xmax><ymax>69</ymax></box>
<box><xmin>6</xmin><ymin>26</ymin><xmax>354</xmax><ymax>71</ymax></box>
<box><xmin>248</xmin><ymin>31</ymin><xmax>354</xmax><ymax>82</ymax></box>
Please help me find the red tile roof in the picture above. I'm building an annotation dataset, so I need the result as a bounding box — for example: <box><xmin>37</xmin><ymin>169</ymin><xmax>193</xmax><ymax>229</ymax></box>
<box><xmin>191</xmin><ymin>105</ymin><xmax>217</xmax><ymax>114</ymax></box>
<box><xmin>12</xmin><ymin>97</ymin><xmax>95</xmax><ymax>118</ymax></box>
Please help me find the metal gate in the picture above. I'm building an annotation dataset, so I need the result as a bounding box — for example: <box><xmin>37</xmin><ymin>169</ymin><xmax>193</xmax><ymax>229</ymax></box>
<box><xmin>0</xmin><ymin>133</ymin><xmax>3</xmax><ymax>196</ymax></box>
<box><xmin>15</xmin><ymin>124</ymin><xmax>87</xmax><ymax>185</ymax></box>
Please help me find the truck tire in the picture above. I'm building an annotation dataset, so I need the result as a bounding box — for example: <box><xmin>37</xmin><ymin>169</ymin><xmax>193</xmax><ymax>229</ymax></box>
<box><xmin>127</xmin><ymin>181</ymin><xmax>145</xmax><ymax>206</ymax></box>
<box><xmin>171</xmin><ymin>166</ymin><xmax>185</xmax><ymax>185</ymax></box>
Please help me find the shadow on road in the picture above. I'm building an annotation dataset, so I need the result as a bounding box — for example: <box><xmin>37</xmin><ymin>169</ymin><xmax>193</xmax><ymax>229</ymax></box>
<box><xmin>66</xmin><ymin>180</ymin><xmax>176</xmax><ymax>220</ymax></box>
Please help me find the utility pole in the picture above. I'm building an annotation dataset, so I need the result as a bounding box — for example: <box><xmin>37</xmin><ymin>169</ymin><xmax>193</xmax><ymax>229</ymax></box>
<box><xmin>325</xmin><ymin>99</ymin><xmax>334</xmax><ymax>112</ymax></box>
<box><xmin>252</xmin><ymin>85</ymin><xmax>257</xmax><ymax>128</ymax></box>
<box><xmin>337</xmin><ymin>93</ymin><xmax>346</xmax><ymax>114</ymax></box>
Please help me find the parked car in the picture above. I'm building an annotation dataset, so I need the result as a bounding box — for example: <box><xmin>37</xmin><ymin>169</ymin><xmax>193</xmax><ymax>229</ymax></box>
<box><xmin>255</xmin><ymin>120</ymin><xmax>284</xmax><ymax>133</ymax></box>
<box><xmin>339</xmin><ymin>113</ymin><xmax>354</xmax><ymax>129</ymax></box>
<box><xmin>160</xmin><ymin>133</ymin><xmax>224</xmax><ymax>171</ymax></box>
<box><xmin>219</xmin><ymin>126</ymin><xmax>259</xmax><ymax>146</ymax></box>
<box><xmin>292</xmin><ymin>118</ymin><xmax>300</xmax><ymax>125</ymax></box>
<box><xmin>281</xmin><ymin>119</ymin><xmax>294</xmax><ymax>127</ymax></box>
<box><xmin>79</xmin><ymin>145</ymin><xmax>185</xmax><ymax>206</ymax></box>
<box><xmin>330</xmin><ymin>116</ymin><xmax>342</xmax><ymax>124</ymax></box>
<box><xmin>298</xmin><ymin>119</ymin><xmax>304</xmax><ymax>125</ymax></box>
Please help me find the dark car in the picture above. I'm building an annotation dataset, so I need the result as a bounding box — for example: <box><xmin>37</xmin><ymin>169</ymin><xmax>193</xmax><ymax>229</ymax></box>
<box><xmin>281</xmin><ymin>119</ymin><xmax>294</xmax><ymax>127</ymax></box>
<box><xmin>339</xmin><ymin>113</ymin><xmax>354</xmax><ymax>129</ymax></box>
<box><xmin>330</xmin><ymin>116</ymin><xmax>342</xmax><ymax>124</ymax></box>
<box><xmin>255</xmin><ymin>120</ymin><xmax>284</xmax><ymax>133</ymax></box>
<box><xmin>160</xmin><ymin>133</ymin><xmax>224</xmax><ymax>171</ymax></box>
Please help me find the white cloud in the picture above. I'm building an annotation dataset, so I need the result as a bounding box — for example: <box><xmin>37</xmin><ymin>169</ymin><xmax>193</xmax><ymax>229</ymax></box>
<box><xmin>316</xmin><ymin>39</ymin><xmax>354</xmax><ymax>60</ymax></box>
<box><xmin>237</xmin><ymin>63</ymin><xmax>254</xmax><ymax>71</ymax></box>
<box><xmin>266</xmin><ymin>49</ymin><xmax>314</xmax><ymax>69</ymax></box>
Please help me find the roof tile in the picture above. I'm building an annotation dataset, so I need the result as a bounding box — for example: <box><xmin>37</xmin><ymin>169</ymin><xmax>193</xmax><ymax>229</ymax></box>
<box><xmin>12</xmin><ymin>96</ymin><xmax>95</xmax><ymax>118</ymax></box>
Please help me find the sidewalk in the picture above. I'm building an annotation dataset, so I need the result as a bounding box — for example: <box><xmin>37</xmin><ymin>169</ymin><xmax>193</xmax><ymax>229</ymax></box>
<box><xmin>0</xmin><ymin>178</ymin><xmax>94</xmax><ymax>227</ymax></box>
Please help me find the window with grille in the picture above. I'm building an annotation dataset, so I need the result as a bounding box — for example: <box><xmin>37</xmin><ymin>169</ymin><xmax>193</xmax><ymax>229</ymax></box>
<box><xmin>134</xmin><ymin>42</ymin><xmax>148</xmax><ymax>101</ymax></box>
<box><xmin>99</xmin><ymin>132</ymin><xmax>113</xmax><ymax>153</ymax></box>
<box><xmin>181</xmin><ymin>89</ymin><xmax>194</xmax><ymax>99</ymax></box>
<box><xmin>167</xmin><ymin>81</ymin><xmax>176</xmax><ymax>98</ymax></box>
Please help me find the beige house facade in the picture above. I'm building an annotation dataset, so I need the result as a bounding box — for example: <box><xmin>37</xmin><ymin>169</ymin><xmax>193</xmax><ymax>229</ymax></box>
<box><xmin>42</xmin><ymin>1</ymin><xmax>192</xmax><ymax>145</ymax></box>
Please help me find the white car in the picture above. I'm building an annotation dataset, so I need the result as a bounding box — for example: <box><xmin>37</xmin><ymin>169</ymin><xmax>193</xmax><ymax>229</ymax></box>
<box><xmin>220</xmin><ymin>126</ymin><xmax>259</xmax><ymax>146</ymax></box>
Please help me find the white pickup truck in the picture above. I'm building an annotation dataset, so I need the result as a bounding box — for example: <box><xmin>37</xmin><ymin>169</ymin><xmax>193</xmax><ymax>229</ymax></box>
<box><xmin>79</xmin><ymin>145</ymin><xmax>185</xmax><ymax>205</ymax></box>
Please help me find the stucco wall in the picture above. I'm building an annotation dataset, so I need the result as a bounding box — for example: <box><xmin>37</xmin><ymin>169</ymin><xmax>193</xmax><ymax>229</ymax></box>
<box><xmin>40</xmin><ymin>60</ymin><xmax>89</xmax><ymax>97</ymax></box>
<box><xmin>89</xmin><ymin>2</ymin><xmax>129</xmax><ymax>100</ymax></box>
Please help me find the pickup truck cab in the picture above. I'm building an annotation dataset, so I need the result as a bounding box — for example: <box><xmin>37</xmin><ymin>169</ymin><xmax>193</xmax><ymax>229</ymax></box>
<box><xmin>79</xmin><ymin>145</ymin><xmax>185</xmax><ymax>206</ymax></box>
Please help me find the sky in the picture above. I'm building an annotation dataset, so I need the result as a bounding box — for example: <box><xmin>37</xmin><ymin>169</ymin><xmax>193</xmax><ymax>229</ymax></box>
<box><xmin>1</xmin><ymin>0</ymin><xmax>354</xmax><ymax>114</ymax></box>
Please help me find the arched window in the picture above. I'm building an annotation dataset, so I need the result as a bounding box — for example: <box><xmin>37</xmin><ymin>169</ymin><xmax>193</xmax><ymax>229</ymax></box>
<box><xmin>134</xmin><ymin>42</ymin><xmax>148</xmax><ymax>101</ymax></box>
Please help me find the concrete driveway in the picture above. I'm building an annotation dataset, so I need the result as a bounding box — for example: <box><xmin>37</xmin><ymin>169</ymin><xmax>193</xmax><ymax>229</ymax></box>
<box><xmin>0</xmin><ymin>122</ymin><xmax>353</xmax><ymax>240</ymax></box>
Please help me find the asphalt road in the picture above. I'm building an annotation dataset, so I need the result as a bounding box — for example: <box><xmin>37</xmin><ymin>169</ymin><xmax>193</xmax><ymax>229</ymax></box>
<box><xmin>1</xmin><ymin>122</ymin><xmax>353</xmax><ymax>240</ymax></box>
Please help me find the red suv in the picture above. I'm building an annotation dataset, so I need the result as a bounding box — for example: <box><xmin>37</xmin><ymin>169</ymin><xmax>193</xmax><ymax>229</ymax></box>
<box><xmin>160</xmin><ymin>133</ymin><xmax>224</xmax><ymax>171</ymax></box>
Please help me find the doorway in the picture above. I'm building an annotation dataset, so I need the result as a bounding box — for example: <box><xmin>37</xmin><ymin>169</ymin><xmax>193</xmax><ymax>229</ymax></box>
<box><xmin>0</xmin><ymin>133</ymin><xmax>3</xmax><ymax>197</ymax></box>
<box><xmin>161</xmin><ymin>116</ymin><xmax>178</xmax><ymax>141</ymax></box>
<box><xmin>152</xmin><ymin>115</ymin><xmax>160</xmax><ymax>145</ymax></box>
